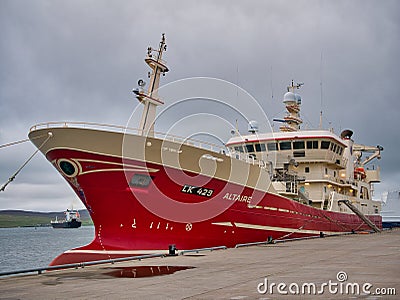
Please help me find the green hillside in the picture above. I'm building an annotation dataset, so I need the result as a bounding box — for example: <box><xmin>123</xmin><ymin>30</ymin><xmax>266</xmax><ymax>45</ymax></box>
<box><xmin>0</xmin><ymin>210</ymin><xmax>93</xmax><ymax>228</ymax></box>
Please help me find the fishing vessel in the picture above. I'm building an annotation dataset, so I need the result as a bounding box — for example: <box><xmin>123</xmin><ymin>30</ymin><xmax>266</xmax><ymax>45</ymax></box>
<box><xmin>51</xmin><ymin>209</ymin><xmax>82</xmax><ymax>229</ymax></box>
<box><xmin>28</xmin><ymin>35</ymin><xmax>383</xmax><ymax>266</ymax></box>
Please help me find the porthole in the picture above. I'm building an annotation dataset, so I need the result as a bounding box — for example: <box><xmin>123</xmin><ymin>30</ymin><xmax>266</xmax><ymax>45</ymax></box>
<box><xmin>58</xmin><ymin>159</ymin><xmax>78</xmax><ymax>177</ymax></box>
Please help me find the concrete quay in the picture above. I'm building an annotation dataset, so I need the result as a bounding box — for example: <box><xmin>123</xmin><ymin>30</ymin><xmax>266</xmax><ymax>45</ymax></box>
<box><xmin>0</xmin><ymin>229</ymin><xmax>399</xmax><ymax>300</ymax></box>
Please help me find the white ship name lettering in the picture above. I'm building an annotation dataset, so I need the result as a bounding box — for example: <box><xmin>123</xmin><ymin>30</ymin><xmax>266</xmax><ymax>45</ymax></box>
<box><xmin>223</xmin><ymin>193</ymin><xmax>252</xmax><ymax>203</ymax></box>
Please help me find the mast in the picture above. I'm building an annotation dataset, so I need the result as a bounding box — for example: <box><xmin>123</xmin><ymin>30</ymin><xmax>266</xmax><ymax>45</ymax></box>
<box><xmin>134</xmin><ymin>34</ymin><xmax>169</xmax><ymax>136</ymax></box>
<box><xmin>280</xmin><ymin>80</ymin><xmax>303</xmax><ymax>132</ymax></box>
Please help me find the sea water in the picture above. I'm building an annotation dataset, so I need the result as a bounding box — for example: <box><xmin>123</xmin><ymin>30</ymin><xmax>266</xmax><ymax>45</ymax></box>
<box><xmin>0</xmin><ymin>226</ymin><xmax>94</xmax><ymax>274</ymax></box>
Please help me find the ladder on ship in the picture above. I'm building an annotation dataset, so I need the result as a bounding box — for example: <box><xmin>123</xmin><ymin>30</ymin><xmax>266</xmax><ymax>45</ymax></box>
<box><xmin>338</xmin><ymin>200</ymin><xmax>381</xmax><ymax>233</ymax></box>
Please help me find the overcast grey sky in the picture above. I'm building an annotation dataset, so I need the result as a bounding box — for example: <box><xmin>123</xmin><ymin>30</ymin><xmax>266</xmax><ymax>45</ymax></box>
<box><xmin>1</xmin><ymin>0</ymin><xmax>399</xmax><ymax>211</ymax></box>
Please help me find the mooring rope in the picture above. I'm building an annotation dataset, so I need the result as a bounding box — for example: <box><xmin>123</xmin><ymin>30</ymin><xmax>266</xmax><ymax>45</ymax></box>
<box><xmin>275</xmin><ymin>217</ymin><xmax>314</xmax><ymax>241</ymax></box>
<box><xmin>0</xmin><ymin>133</ymin><xmax>51</xmax><ymax>150</ymax></box>
<box><xmin>0</xmin><ymin>132</ymin><xmax>53</xmax><ymax>192</ymax></box>
<box><xmin>319</xmin><ymin>211</ymin><xmax>352</xmax><ymax>231</ymax></box>
<box><xmin>0</xmin><ymin>138</ymin><xmax>30</xmax><ymax>149</ymax></box>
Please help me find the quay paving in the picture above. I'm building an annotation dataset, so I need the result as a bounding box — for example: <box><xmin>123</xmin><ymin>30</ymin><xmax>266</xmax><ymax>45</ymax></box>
<box><xmin>0</xmin><ymin>229</ymin><xmax>399</xmax><ymax>299</ymax></box>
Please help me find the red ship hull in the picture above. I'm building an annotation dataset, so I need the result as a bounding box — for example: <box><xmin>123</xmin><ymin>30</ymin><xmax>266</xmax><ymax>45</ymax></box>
<box><xmin>41</xmin><ymin>144</ymin><xmax>380</xmax><ymax>266</ymax></box>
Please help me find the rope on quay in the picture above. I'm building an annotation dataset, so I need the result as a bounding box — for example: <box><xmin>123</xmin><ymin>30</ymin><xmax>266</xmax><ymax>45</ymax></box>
<box><xmin>0</xmin><ymin>132</ymin><xmax>53</xmax><ymax>192</ymax></box>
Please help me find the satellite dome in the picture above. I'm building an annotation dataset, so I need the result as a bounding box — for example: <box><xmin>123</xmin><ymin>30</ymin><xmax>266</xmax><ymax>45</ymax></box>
<box><xmin>283</xmin><ymin>92</ymin><xmax>296</xmax><ymax>103</ymax></box>
<box><xmin>294</xmin><ymin>93</ymin><xmax>302</xmax><ymax>104</ymax></box>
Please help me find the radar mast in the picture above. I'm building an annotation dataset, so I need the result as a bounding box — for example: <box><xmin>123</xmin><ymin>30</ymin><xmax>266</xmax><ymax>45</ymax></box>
<box><xmin>134</xmin><ymin>34</ymin><xmax>169</xmax><ymax>136</ymax></box>
<box><xmin>280</xmin><ymin>80</ymin><xmax>303</xmax><ymax>132</ymax></box>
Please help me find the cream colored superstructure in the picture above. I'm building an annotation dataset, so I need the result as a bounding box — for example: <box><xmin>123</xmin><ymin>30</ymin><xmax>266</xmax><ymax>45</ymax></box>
<box><xmin>226</xmin><ymin>82</ymin><xmax>382</xmax><ymax>216</ymax></box>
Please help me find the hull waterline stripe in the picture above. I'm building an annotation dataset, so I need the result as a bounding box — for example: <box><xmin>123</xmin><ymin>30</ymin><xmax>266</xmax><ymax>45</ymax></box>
<box><xmin>211</xmin><ymin>222</ymin><xmax>233</xmax><ymax>227</ymax></box>
<box><xmin>213</xmin><ymin>221</ymin><xmax>343</xmax><ymax>235</ymax></box>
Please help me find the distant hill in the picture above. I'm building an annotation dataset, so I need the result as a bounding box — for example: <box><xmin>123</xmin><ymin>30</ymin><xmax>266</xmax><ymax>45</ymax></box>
<box><xmin>0</xmin><ymin>209</ymin><xmax>92</xmax><ymax>228</ymax></box>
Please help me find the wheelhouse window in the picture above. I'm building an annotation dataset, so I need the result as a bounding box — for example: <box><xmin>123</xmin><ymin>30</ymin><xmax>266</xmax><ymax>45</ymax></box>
<box><xmin>255</xmin><ymin>143</ymin><xmax>266</xmax><ymax>152</ymax></box>
<box><xmin>279</xmin><ymin>141</ymin><xmax>292</xmax><ymax>150</ymax></box>
<box><xmin>234</xmin><ymin>146</ymin><xmax>244</xmax><ymax>153</ymax></box>
<box><xmin>321</xmin><ymin>141</ymin><xmax>330</xmax><ymax>149</ymax></box>
<box><xmin>267</xmin><ymin>142</ymin><xmax>278</xmax><ymax>151</ymax></box>
<box><xmin>306</xmin><ymin>140</ymin><xmax>319</xmax><ymax>149</ymax></box>
<box><xmin>293</xmin><ymin>141</ymin><xmax>305</xmax><ymax>150</ymax></box>
<box><xmin>245</xmin><ymin>144</ymin><xmax>255</xmax><ymax>153</ymax></box>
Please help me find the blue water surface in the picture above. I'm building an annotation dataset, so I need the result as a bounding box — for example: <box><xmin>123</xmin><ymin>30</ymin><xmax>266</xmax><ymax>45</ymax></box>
<box><xmin>0</xmin><ymin>226</ymin><xmax>94</xmax><ymax>273</ymax></box>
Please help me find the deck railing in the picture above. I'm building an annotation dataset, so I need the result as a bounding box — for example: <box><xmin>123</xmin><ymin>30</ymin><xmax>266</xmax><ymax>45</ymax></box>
<box><xmin>30</xmin><ymin>121</ymin><xmax>270</xmax><ymax>170</ymax></box>
<box><xmin>30</xmin><ymin>121</ymin><xmax>227</xmax><ymax>154</ymax></box>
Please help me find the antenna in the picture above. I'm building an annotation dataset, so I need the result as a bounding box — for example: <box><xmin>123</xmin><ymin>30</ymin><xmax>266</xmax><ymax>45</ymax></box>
<box><xmin>270</xmin><ymin>65</ymin><xmax>274</xmax><ymax>101</ymax></box>
<box><xmin>319</xmin><ymin>50</ymin><xmax>323</xmax><ymax>129</ymax></box>
<box><xmin>236</xmin><ymin>65</ymin><xmax>239</xmax><ymax>97</ymax></box>
<box><xmin>235</xmin><ymin>119</ymin><xmax>239</xmax><ymax>134</ymax></box>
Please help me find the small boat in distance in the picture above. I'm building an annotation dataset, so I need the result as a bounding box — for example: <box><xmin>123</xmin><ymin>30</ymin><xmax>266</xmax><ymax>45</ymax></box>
<box><xmin>51</xmin><ymin>209</ymin><xmax>82</xmax><ymax>229</ymax></box>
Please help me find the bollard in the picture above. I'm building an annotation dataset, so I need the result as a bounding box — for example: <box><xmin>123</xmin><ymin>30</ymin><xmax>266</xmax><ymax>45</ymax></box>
<box><xmin>168</xmin><ymin>244</ymin><xmax>177</xmax><ymax>256</ymax></box>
